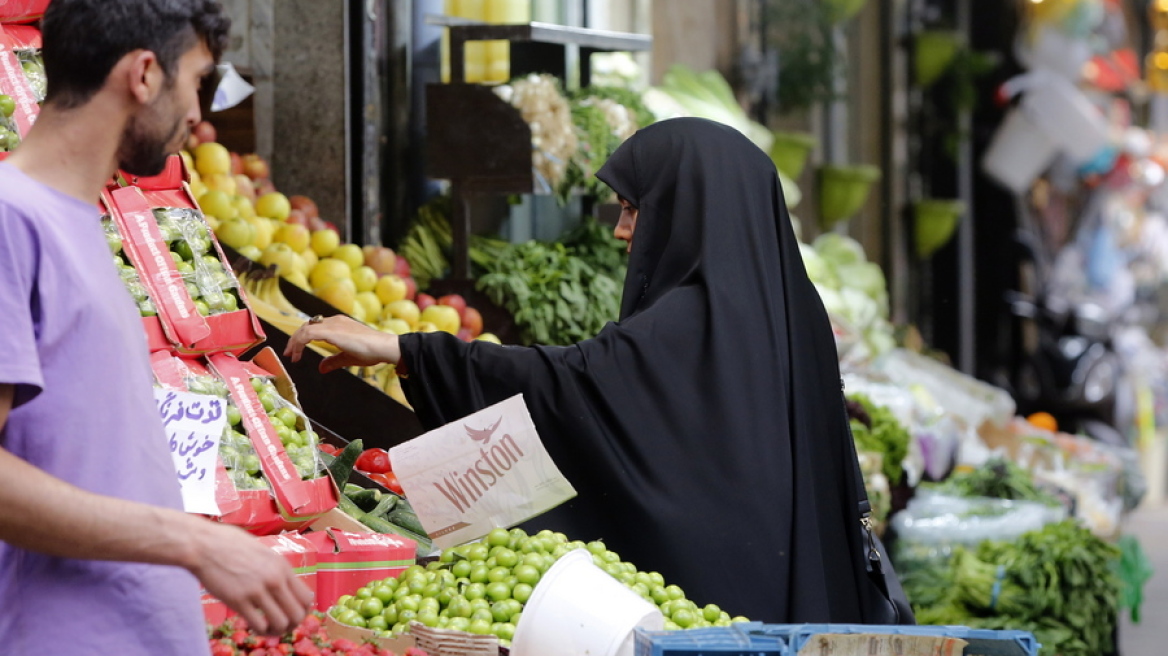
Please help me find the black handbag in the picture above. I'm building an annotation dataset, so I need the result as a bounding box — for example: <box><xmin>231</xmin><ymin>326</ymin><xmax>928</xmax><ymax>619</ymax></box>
<box><xmin>841</xmin><ymin>390</ymin><xmax>916</xmax><ymax>625</ymax></box>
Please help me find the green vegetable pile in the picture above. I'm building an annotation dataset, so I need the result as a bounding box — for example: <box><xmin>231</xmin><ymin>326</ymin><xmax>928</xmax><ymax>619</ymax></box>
<box><xmin>472</xmin><ymin>220</ymin><xmax>625</xmax><ymax>345</ymax></box>
<box><xmin>396</xmin><ymin>199</ymin><xmax>628</xmax><ymax>346</ymax></box>
<box><xmin>845</xmin><ymin>393</ymin><xmax>909</xmax><ymax>485</ymax></box>
<box><xmin>926</xmin><ymin>458</ymin><xmax>1064</xmax><ymax>507</ymax></box>
<box><xmin>914</xmin><ymin>520</ymin><xmax>1121</xmax><ymax>656</ymax></box>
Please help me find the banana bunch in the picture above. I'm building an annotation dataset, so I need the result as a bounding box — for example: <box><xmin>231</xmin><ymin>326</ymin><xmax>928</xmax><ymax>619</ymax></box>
<box><xmin>397</xmin><ymin>200</ymin><xmax>453</xmax><ymax>288</ymax></box>
<box><xmin>238</xmin><ymin>271</ymin><xmax>332</xmax><ymax>356</ymax></box>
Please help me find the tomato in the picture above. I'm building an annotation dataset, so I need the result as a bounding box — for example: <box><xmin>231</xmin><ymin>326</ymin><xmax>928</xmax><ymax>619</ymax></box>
<box><xmin>318</xmin><ymin>443</ymin><xmax>339</xmax><ymax>456</ymax></box>
<box><xmin>355</xmin><ymin>448</ymin><xmax>391</xmax><ymax>474</ymax></box>
<box><xmin>366</xmin><ymin>471</ymin><xmax>404</xmax><ymax>495</ymax></box>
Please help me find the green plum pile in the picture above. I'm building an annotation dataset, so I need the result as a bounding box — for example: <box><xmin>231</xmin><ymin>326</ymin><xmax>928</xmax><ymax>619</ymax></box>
<box><xmin>328</xmin><ymin>528</ymin><xmax>749</xmax><ymax>646</ymax></box>
<box><xmin>0</xmin><ymin>94</ymin><xmax>17</xmax><ymax>152</ymax></box>
<box><xmin>104</xmin><ymin>208</ymin><xmax>244</xmax><ymax>317</ymax></box>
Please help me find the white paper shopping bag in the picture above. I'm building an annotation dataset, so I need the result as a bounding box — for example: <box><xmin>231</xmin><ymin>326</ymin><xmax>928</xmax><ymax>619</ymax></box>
<box><xmin>389</xmin><ymin>395</ymin><xmax>577</xmax><ymax>549</ymax></box>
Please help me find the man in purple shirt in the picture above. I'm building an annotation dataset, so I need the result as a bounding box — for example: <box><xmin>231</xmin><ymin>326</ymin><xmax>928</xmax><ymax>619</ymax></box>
<box><xmin>0</xmin><ymin>1</ymin><xmax>313</xmax><ymax>653</ymax></box>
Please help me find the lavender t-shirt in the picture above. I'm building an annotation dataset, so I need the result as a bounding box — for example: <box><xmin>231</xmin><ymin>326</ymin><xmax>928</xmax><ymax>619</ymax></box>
<box><xmin>0</xmin><ymin>164</ymin><xmax>208</xmax><ymax>655</ymax></box>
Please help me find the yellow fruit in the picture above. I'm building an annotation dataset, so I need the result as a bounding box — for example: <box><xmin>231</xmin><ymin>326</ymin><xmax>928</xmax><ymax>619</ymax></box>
<box><xmin>315</xmin><ymin>278</ymin><xmax>357</xmax><ymax>314</ymax></box>
<box><xmin>274</xmin><ymin>222</ymin><xmax>311</xmax><ymax>253</ymax></box>
<box><xmin>349</xmin><ymin>299</ymin><xmax>368</xmax><ymax>323</ymax></box>
<box><xmin>237</xmin><ymin>245</ymin><xmax>263</xmax><ymax>260</ymax></box>
<box><xmin>381</xmin><ymin>318</ymin><xmax>413</xmax><ymax>335</ymax></box>
<box><xmin>352</xmin><ymin>266</ymin><xmax>378</xmax><ymax>293</ymax></box>
<box><xmin>259</xmin><ymin>243</ymin><xmax>300</xmax><ymax>277</ymax></box>
<box><xmin>286</xmin><ymin>251</ymin><xmax>308</xmax><ymax>278</ymax></box>
<box><xmin>355</xmin><ymin>291</ymin><xmax>382</xmax><ymax>321</ymax></box>
<box><xmin>198</xmin><ymin>190</ymin><xmax>238</xmax><ymax>222</ymax></box>
<box><xmin>247</xmin><ymin>216</ymin><xmax>274</xmax><ymax>250</ymax></box>
<box><xmin>374</xmin><ymin>274</ymin><xmax>408</xmax><ymax>306</ymax></box>
<box><xmin>384</xmin><ymin>299</ymin><xmax>421</xmax><ymax>328</ymax></box>
<box><xmin>202</xmin><ymin>172</ymin><xmax>238</xmax><ymax>196</ymax></box>
<box><xmin>310</xmin><ymin>258</ymin><xmax>351</xmax><ymax>290</ymax></box>
<box><xmin>188</xmin><ymin>168</ymin><xmax>202</xmax><ymax>188</ymax></box>
<box><xmin>233</xmin><ymin>196</ymin><xmax>256</xmax><ymax>220</ymax></box>
<box><xmin>194</xmin><ymin>142</ymin><xmax>231</xmax><ymax>177</ymax></box>
<box><xmin>204</xmin><ymin>214</ymin><xmax>220</xmax><ymax>231</ymax></box>
<box><xmin>214</xmin><ymin>217</ymin><xmax>256</xmax><ymax>250</ymax></box>
<box><xmin>421</xmin><ymin>304</ymin><xmax>461</xmax><ymax>335</ymax></box>
<box><xmin>255</xmin><ymin>192</ymin><xmax>291</xmax><ymax>221</ymax></box>
<box><xmin>476</xmin><ymin>332</ymin><xmax>502</xmax><ymax>344</ymax></box>
<box><xmin>285</xmin><ymin>271</ymin><xmax>310</xmax><ymax>290</ymax></box>
<box><xmin>332</xmin><ymin>243</ymin><xmax>364</xmax><ymax>270</ymax></box>
<box><xmin>415</xmin><ymin>321</ymin><xmax>440</xmax><ymax>333</ymax></box>
<box><xmin>179</xmin><ymin>150</ymin><xmax>195</xmax><ymax>173</ymax></box>
<box><xmin>300</xmin><ymin>247</ymin><xmax>319</xmax><ymax>273</ymax></box>
<box><xmin>189</xmin><ymin>179</ymin><xmax>207</xmax><ymax>201</ymax></box>
<box><xmin>311</xmin><ymin>229</ymin><xmax>340</xmax><ymax>258</ymax></box>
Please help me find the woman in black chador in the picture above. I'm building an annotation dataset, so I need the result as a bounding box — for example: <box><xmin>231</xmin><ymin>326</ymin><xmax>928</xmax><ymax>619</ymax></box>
<box><xmin>287</xmin><ymin>118</ymin><xmax>874</xmax><ymax>622</ymax></box>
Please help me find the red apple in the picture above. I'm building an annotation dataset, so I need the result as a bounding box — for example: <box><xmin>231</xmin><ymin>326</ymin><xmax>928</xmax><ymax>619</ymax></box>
<box><xmin>394</xmin><ymin>255</ymin><xmax>411</xmax><ymax>278</ymax></box>
<box><xmin>438</xmin><ymin>294</ymin><xmax>467</xmax><ymax>319</ymax></box>
<box><xmin>286</xmin><ymin>208</ymin><xmax>310</xmax><ymax>228</ymax></box>
<box><xmin>364</xmin><ymin>245</ymin><xmax>398</xmax><ymax>277</ymax></box>
<box><xmin>457</xmin><ymin>327</ymin><xmax>474</xmax><ymax>342</ymax></box>
<box><xmin>323</xmin><ymin>221</ymin><xmax>339</xmax><ymax>233</ymax></box>
<box><xmin>229</xmin><ymin>152</ymin><xmax>243</xmax><ymax>176</ymax></box>
<box><xmin>185</xmin><ymin>133</ymin><xmax>201</xmax><ymax>151</ymax></box>
<box><xmin>233</xmin><ymin>174</ymin><xmax>256</xmax><ymax>202</ymax></box>
<box><xmin>255</xmin><ymin>178</ymin><xmax>277</xmax><ymax>196</ymax></box>
<box><xmin>307</xmin><ymin>215</ymin><xmax>328</xmax><ymax>232</ymax></box>
<box><xmin>289</xmin><ymin>195</ymin><xmax>319</xmax><ymax>220</ymax></box>
<box><xmin>403</xmin><ymin>276</ymin><xmax>417</xmax><ymax>301</ymax></box>
<box><xmin>416</xmin><ymin>293</ymin><xmax>437</xmax><ymax>312</ymax></box>
<box><xmin>193</xmin><ymin>120</ymin><xmax>217</xmax><ymax>145</ymax></box>
<box><xmin>241</xmin><ymin>154</ymin><xmax>270</xmax><ymax>181</ymax></box>
<box><xmin>462</xmin><ymin>306</ymin><xmax>483</xmax><ymax>337</ymax></box>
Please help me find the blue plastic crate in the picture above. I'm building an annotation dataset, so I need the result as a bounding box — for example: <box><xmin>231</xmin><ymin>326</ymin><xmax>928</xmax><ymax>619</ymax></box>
<box><xmin>634</xmin><ymin>624</ymin><xmax>788</xmax><ymax>656</ymax></box>
<box><xmin>740</xmin><ymin>624</ymin><xmax>1039</xmax><ymax>656</ymax></box>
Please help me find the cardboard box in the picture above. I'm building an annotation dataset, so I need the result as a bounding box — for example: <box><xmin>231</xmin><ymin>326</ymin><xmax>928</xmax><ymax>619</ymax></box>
<box><xmin>104</xmin><ymin>165</ymin><xmax>264</xmax><ymax>356</ymax></box>
<box><xmin>201</xmin><ymin>531</ymin><xmax>319</xmax><ymax>626</ymax></box>
<box><xmin>258</xmin><ymin>532</ymin><xmax>319</xmax><ymax>605</ymax></box>
<box><xmin>208</xmin><ymin>348</ymin><xmax>339</xmax><ymax>534</ymax></box>
<box><xmin>323</xmin><ymin>613</ymin><xmax>415</xmax><ymax>652</ymax></box>
<box><xmin>0</xmin><ymin>1</ymin><xmax>48</xmax><ymax>24</ymax></box>
<box><xmin>306</xmin><ymin>528</ymin><xmax>415</xmax><ymax>612</ymax></box>
<box><xmin>0</xmin><ymin>24</ymin><xmax>39</xmax><ymax>139</ymax></box>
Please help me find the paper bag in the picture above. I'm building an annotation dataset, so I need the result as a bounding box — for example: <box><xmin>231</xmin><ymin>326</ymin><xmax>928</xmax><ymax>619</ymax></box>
<box><xmin>389</xmin><ymin>394</ymin><xmax>576</xmax><ymax>549</ymax></box>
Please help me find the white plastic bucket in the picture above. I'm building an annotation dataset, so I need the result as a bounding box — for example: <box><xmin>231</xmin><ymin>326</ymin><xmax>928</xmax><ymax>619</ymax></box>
<box><xmin>981</xmin><ymin>107</ymin><xmax>1057</xmax><ymax>194</ymax></box>
<box><xmin>511</xmin><ymin>549</ymin><xmax>664</xmax><ymax>656</ymax></box>
<box><xmin>1021</xmin><ymin>76</ymin><xmax>1110</xmax><ymax>164</ymax></box>
<box><xmin>1015</xmin><ymin>26</ymin><xmax>1090</xmax><ymax>81</ymax></box>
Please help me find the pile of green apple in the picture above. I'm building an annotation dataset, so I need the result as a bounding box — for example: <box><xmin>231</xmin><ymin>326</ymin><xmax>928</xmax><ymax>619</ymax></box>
<box><xmin>328</xmin><ymin>528</ymin><xmax>749</xmax><ymax>645</ymax></box>
<box><xmin>0</xmin><ymin>94</ymin><xmax>19</xmax><ymax>152</ymax></box>
<box><xmin>219</xmin><ymin>376</ymin><xmax>325</xmax><ymax>490</ymax></box>
<box><xmin>103</xmin><ymin>210</ymin><xmax>245</xmax><ymax>317</ymax></box>
<box><xmin>16</xmin><ymin>50</ymin><xmax>45</xmax><ymax>102</ymax></box>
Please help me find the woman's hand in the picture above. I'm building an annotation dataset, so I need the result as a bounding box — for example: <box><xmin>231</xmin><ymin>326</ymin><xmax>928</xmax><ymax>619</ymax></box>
<box><xmin>284</xmin><ymin>315</ymin><xmax>400</xmax><ymax>373</ymax></box>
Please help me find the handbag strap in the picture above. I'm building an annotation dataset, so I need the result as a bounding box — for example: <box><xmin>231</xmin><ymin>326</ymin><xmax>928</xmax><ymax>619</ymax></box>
<box><xmin>840</xmin><ymin>380</ymin><xmax>881</xmax><ymax>563</ymax></box>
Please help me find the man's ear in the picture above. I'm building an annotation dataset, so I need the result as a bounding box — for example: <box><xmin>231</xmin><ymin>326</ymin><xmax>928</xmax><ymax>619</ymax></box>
<box><xmin>121</xmin><ymin>50</ymin><xmax>164</xmax><ymax>105</ymax></box>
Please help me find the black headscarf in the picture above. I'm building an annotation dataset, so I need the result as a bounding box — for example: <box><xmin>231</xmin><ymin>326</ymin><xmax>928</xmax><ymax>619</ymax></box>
<box><xmin>398</xmin><ymin>118</ymin><xmax>869</xmax><ymax>622</ymax></box>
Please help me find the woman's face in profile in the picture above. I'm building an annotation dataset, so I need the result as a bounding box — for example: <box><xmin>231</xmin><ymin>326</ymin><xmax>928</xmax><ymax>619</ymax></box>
<box><xmin>614</xmin><ymin>196</ymin><xmax>638</xmax><ymax>254</ymax></box>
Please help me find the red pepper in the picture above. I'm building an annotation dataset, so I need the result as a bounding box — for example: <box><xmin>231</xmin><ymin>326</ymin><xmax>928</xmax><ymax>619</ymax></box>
<box><xmin>354</xmin><ymin>448</ymin><xmax>391</xmax><ymax>474</ymax></box>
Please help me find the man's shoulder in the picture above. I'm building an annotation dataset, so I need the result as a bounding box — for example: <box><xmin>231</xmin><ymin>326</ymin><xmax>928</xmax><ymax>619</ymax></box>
<box><xmin>0</xmin><ymin>165</ymin><xmax>55</xmax><ymax>216</ymax></box>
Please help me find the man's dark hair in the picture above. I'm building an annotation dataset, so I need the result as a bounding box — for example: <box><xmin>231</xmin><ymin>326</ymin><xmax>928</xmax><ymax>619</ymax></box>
<box><xmin>41</xmin><ymin>0</ymin><xmax>230</xmax><ymax>109</ymax></box>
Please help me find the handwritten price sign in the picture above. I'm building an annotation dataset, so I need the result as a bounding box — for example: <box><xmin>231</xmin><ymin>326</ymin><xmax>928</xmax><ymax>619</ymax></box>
<box><xmin>154</xmin><ymin>388</ymin><xmax>227</xmax><ymax>515</ymax></box>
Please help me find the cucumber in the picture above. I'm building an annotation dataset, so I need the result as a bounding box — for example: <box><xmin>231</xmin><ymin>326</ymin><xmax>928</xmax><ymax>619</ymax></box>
<box><xmin>327</xmin><ymin>439</ymin><xmax>364</xmax><ymax>488</ymax></box>
<box><xmin>336</xmin><ymin>493</ymin><xmax>366</xmax><ymax>520</ymax></box>
<box><xmin>346</xmin><ymin>488</ymin><xmax>382</xmax><ymax>513</ymax></box>
<box><xmin>343</xmin><ymin>483</ymin><xmax>365</xmax><ymax>497</ymax></box>
<box><xmin>367</xmin><ymin>493</ymin><xmax>399</xmax><ymax>520</ymax></box>
<box><xmin>359</xmin><ymin>514</ymin><xmax>434</xmax><ymax>556</ymax></box>
<box><xmin>386</xmin><ymin>502</ymin><xmax>427</xmax><ymax>536</ymax></box>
